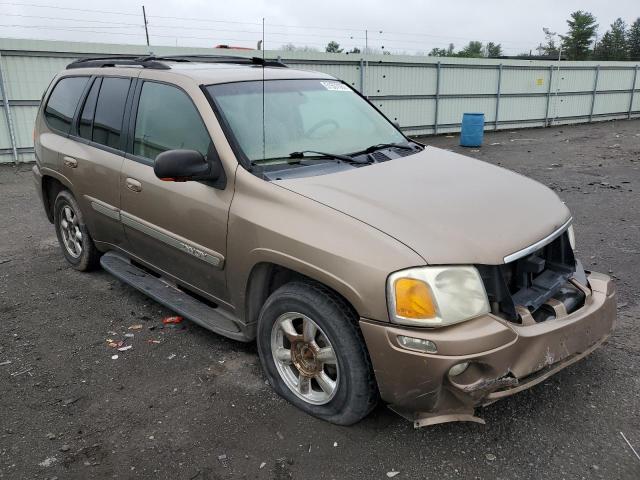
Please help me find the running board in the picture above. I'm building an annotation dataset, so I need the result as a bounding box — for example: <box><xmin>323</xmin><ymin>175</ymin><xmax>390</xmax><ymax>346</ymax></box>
<box><xmin>100</xmin><ymin>251</ymin><xmax>248</xmax><ymax>341</ymax></box>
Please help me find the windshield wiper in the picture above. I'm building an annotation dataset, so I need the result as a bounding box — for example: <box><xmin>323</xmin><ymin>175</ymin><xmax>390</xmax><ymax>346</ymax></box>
<box><xmin>289</xmin><ymin>150</ymin><xmax>369</xmax><ymax>164</ymax></box>
<box><xmin>251</xmin><ymin>150</ymin><xmax>365</xmax><ymax>166</ymax></box>
<box><xmin>350</xmin><ymin>142</ymin><xmax>418</xmax><ymax>157</ymax></box>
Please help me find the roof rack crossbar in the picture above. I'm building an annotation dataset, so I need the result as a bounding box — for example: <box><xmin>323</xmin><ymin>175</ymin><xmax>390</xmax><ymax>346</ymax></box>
<box><xmin>66</xmin><ymin>54</ymin><xmax>287</xmax><ymax>70</ymax></box>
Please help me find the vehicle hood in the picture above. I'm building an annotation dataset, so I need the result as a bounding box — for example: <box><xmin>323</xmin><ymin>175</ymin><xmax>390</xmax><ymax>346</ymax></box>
<box><xmin>275</xmin><ymin>146</ymin><xmax>571</xmax><ymax>265</ymax></box>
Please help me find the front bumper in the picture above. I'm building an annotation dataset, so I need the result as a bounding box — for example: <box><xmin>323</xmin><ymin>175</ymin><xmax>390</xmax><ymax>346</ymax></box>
<box><xmin>360</xmin><ymin>272</ymin><xmax>616</xmax><ymax>426</ymax></box>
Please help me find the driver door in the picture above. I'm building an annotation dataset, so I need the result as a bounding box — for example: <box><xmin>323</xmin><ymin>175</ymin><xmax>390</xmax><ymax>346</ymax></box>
<box><xmin>120</xmin><ymin>79</ymin><xmax>234</xmax><ymax>304</ymax></box>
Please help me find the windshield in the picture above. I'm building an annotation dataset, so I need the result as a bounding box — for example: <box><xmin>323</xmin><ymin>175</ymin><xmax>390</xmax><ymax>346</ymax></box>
<box><xmin>206</xmin><ymin>79</ymin><xmax>406</xmax><ymax>163</ymax></box>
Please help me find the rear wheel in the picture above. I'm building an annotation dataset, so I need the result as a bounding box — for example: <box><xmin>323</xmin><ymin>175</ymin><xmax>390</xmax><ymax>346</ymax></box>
<box><xmin>257</xmin><ymin>282</ymin><xmax>378</xmax><ymax>425</ymax></box>
<box><xmin>53</xmin><ymin>190</ymin><xmax>100</xmax><ymax>271</ymax></box>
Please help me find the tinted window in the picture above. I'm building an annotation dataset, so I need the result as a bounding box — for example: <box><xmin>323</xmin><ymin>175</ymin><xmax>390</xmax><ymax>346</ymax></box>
<box><xmin>78</xmin><ymin>78</ymin><xmax>101</xmax><ymax>140</ymax></box>
<box><xmin>134</xmin><ymin>82</ymin><xmax>211</xmax><ymax>160</ymax></box>
<box><xmin>93</xmin><ymin>77</ymin><xmax>131</xmax><ymax>150</ymax></box>
<box><xmin>44</xmin><ymin>77</ymin><xmax>89</xmax><ymax>134</ymax></box>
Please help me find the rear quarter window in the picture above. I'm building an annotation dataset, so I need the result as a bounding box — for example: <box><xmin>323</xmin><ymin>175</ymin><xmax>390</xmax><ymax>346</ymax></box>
<box><xmin>44</xmin><ymin>76</ymin><xmax>90</xmax><ymax>134</ymax></box>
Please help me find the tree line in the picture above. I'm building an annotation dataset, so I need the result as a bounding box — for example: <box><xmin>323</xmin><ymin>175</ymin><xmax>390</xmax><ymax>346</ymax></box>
<box><xmin>537</xmin><ymin>12</ymin><xmax>640</xmax><ymax>61</ymax></box>
<box><xmin>281</xmin><ymin>11</ymin><xmax>640</xmax><ymax>61</ymax></box>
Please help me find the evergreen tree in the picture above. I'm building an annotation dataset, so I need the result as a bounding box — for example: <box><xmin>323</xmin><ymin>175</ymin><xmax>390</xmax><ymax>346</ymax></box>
<box><xmin>561</xmin><ymin>11</ymin><xmax>598</xmax><ymax>60</ymax></box>
<box><xmin>485</xmin><ymin>42</ymin><xmax>503</xmax><ymax>57</ymax></box>
<box><xmin>595</xmin><ymin>18</ymin><xmax>629</xmax><ymax>60</ymax></box>
<box><xmin>325</xmin><ymin>41</ymin><xmax>343</xmax><ymax>53</ymax></box>
<box><xmin>628</xmin><ymin>18</ymin><xmax>640</xmax><ymax>60</ymax></box>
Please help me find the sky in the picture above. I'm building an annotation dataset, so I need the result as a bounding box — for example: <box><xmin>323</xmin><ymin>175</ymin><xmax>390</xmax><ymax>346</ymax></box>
<box><xmin>1</xmin><ymin>0</ymin><xmax>639</xmax><ymax>55</ymax></box>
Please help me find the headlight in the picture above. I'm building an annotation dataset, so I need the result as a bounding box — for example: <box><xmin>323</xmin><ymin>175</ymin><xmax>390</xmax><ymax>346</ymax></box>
<box><xmin>387</xmin><ymin>266</ymin><xmax>490</xmax><ymax>327</ymax></box>
<box><xmin>567</xmin><ymin>225</ymin><xmax>576</xmax><ymax>250</ymax></box>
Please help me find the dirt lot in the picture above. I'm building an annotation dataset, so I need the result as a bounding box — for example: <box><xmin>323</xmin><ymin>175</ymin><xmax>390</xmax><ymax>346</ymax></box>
<box><xmin>1</xmin><ymin>119</ymin><xmax>639</xmax><ymax>480</ymax></box>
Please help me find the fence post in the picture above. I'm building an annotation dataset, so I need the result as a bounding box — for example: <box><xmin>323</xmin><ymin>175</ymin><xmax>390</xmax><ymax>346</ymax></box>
<box><xmin>359</xmin><ymin>57</ymin><xmax>365</xmax><ymax>95</ymax></box>
<box><xmin>629</xmin><ymin>65</ymin><xmax>638</xmax><ymax>120</ymax></box>
<box><xmin>434</xmin><ymin>61</ymin><xmax>441</xmax><ymax>134</ymax></box>
<box><xmin>0</xmin><ymin>51</ymin><xmax>19</xmax><ymax>165</ymax></box>
<box><xmin>589</xmin><ymin>65</ymin><xmax>600</xmax><ymax>123</ymax></box>
<box><xmin>494</xmin><ymin>63</ymin><xmax>503</xmax><ymax>130</ymax></box>
<box><xmin>544</xmin><ymin>65</ymin><xmax>553</xmax><ymax>127</ymax></box>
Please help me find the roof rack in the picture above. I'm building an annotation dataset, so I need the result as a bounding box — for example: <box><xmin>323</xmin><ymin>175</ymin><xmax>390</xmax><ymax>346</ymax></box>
<box><xmin>152</xmin><ymin>55</ymin><xmax>288</xmax><ymax>68</ymax></box>
<box><xmin>66</xmin><ymin>54</ymin><xmax>287</xmax><ymax>70</ymax></box>
<box><xmin>66</xmin><ymin>55</ymin><xmax>171</xmax><ymax>70</ymax></box>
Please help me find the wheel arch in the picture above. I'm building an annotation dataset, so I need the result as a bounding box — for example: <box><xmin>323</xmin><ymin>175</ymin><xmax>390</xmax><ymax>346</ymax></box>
<box><xmin>243</xmin><ymin>260</ymin><xmax>361</xmax><ymax>341</ymax></box>
<box><xmin>41</xmin><ymin>174</ymin><xmax>68</xmax><ymax>223</ymax></box>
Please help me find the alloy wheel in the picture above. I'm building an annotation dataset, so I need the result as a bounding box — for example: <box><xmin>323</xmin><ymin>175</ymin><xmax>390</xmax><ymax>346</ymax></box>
<box><xmin>270</xmin><ymin>312</ymin><xmax>339</xmax><ymax>405</ymax></box>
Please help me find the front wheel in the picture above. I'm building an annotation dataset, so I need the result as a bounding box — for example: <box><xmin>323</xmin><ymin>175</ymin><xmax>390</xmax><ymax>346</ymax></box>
<box><xmin>257</xmin><ymin>282</ymin><xmax>378</xmax><ymax>425</ymax></box>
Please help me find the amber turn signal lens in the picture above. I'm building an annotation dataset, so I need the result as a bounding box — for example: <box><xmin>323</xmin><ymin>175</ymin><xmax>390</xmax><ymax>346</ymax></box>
<box><xmin>394</xmin><ymin>278</ymin><xmax>436</xmax><ymax>319</ymax></box>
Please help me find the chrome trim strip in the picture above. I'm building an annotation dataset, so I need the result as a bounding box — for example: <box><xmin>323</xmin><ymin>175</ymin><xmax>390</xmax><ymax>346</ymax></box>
<box><xmin>120</xmin><ymin>211</ymin><xmax>224</xmax><ymax>268</ymax></box>
<box><xmin>503</xmin><ymin>217</ymin><xmax>572</xmax><ymax>264</ymax></box>
<box><xmin>85</xmin><ymin>195</ymin><xmax>120</xmax><ymax>221</ymax></box>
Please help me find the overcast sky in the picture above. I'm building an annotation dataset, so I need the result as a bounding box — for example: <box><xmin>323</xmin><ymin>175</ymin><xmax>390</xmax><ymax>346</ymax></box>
<box><xmin>2</xmin><ymin>0</ymin><xmax>639</xmax><ymax>54</ymax></box>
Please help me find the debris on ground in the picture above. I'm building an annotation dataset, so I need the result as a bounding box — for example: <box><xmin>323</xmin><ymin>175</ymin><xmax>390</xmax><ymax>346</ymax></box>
<box><xmin>128</xmin><ymin>324</ymin><xmax>144</xmax><ymax>330</ymax></box>
<box><xmin>124</xmin><ymin>333</ymin><xmax>134</xmax><ymax>338</ymax></box>
<box><xmin>167</xmin><ymin>354</ymin><xmax>176</xmax><ymax>360</ymax></box>
<box><xmin>333</xmin><ymin>441</ymin><xmax>338</xmax><ymax>447</ymax></box>
<box><xmin>62</xmin><ymin>397</ymin><xmax>81</xmax><ymax>407</ymax></box>
<box><xmin>111</xmin><ymin>355</ymin><xmax>118</xmax><ymax>360</ymax></box>
<box><xmin>46</xmin><ymin>432</ymin><xmax>56</xmax><ymax>440</ymax></box>
<box><xmin>38</xmin><ymin>456</ymin><xmax>57</xmax><ymax>467</ymax></box>
<box><xmin>106</xmin><ymin>339</ymin><xmax>124</xmax><ymax>349</ymax></box>
<box><xmin>620</xmin><ymin>432</ymin><xmax>640</xmax><ymax>461</ymax></box>
<box><xmin>10</xmin><ymin>367</ymin><xmax>32</xmax><ymax>377</ymax></box>
<box><xmin>117</xmin><ymin>345</ymin><xmax>132</xmax><ymax>352</ymax></box>
<box><xmin>162</xmin><ymin>316</ymin><xmax>183</xmax><ymax>325</ymax></box>
<box><xmin>0</xmin><ymin>360</ymin><xmax>12</xmax><ymax>366</ymax></box>
<box><xmin>147</xmin><ymin>339</ymin><xmax>161</xmax><ymax>344</ymax></box>
<box><xmin>259</xmin><ymin>462</ymin><xmax>266</xmax><ymax>469</ymax></box>
<box><xmin>485</xmin><ymin>453</ymin><xmax>497</xmax><ymax>461</ymax></box>
<box><xmin>386</xmin><ymin>471</ymin><xmax>400</xmax><ymax>478</ymax></box>
<box><xmin>60</xmin><ymin>444</ymin><xmax>71</xmax><ymax>452</ymax></box>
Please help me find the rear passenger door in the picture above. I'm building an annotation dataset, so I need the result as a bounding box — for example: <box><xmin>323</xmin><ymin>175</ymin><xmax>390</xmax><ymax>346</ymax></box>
<box><xmin>119</xmin><ymin>79</ymin><xmax>234</xmax><ymax>304</ymax></box>
<box><xmin>57</xmin><ymin>74</ymin><xmax>136</xmax><ymax>249</ymax></box>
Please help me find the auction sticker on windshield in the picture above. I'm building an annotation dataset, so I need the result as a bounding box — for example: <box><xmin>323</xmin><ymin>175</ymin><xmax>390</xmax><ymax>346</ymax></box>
<box><xmin>320</xmin><ymin>81</ymin><xmax>351</xmax><ymax>91</ymax></box>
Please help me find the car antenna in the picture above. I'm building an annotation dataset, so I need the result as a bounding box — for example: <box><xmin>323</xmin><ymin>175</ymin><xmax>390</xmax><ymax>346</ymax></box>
<box><xmin>261</xmin><ymin>17</ymin><xmax>266</xmax><ymax>165</ymax></box>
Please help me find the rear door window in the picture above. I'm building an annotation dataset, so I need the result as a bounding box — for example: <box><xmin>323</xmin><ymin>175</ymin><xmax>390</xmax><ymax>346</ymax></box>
<box><xmin>92</xmin><ymin>77</ymin><xmax>131</xmax><ymax>150</ymax></box>
<box><xmin>133</xmin><ymin>81</ymin><xmax>211</xmax><ymax>161</ymax></box>
<box><xmin>44</xmin><ymin>76</ymin><xmax>90</xmax><ymax>134</ymax></box>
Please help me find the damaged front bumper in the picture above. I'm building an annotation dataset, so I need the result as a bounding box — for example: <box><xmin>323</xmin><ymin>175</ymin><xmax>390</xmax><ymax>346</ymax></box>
<box><xmin>360</xmin><ymin>272</ymin><xmax>616</xmax><ymax>427</ymax></box>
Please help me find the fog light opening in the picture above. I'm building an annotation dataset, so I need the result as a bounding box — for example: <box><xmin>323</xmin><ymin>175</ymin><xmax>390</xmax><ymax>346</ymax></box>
<box><xmin>449</xmin><ymin>362</ymin><xmax>470</xmax><ymax>377</ymax></box>
<box><xmin>397</xmin><ymin>335</ymin><xmax>437</xmax><ymax>353</ymax></box>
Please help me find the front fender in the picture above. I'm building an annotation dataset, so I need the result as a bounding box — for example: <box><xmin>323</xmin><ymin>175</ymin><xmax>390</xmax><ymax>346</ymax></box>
<box><xmin>225</xmin><ymin>168</ymin><xmax>425</xmax><ymax>323</ymax></box>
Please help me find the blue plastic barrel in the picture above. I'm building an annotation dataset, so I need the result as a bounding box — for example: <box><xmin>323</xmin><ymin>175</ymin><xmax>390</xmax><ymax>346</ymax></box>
<box><xmin>460</xmin><ymin>113</ymin><xmax>485</xmax><ymax>147</ymax></box>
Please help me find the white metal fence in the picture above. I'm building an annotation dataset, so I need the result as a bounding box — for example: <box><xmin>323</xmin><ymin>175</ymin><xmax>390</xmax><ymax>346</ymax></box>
<box><xmin>1</xmin><ymin>37</ymin><xmax>639</xmax><ymax>164</ymax></box>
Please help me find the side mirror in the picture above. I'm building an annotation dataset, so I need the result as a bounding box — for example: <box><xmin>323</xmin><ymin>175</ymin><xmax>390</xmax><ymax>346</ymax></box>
<box><xmin>154</xmin><ymin>149</ymin><xmax>221</xmax><ymax>183</ymax></box>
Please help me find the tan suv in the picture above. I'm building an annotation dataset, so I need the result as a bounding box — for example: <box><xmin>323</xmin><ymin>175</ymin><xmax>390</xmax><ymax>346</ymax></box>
<box><xmin>33</xmin><ymin>55</ymin><xmax>616</xmax><ymax>427</ymax></box>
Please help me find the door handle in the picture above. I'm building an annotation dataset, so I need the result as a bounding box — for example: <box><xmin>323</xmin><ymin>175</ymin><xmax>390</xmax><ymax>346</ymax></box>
<box><xmin>63</xmin><ymin>156</ymin><xmax>78</xmax><ymax>168</ymax></box>
<box><xmin>125</xmin><ymin>178</ymin><xmax>142</xmax><ymax>193</ymax></box>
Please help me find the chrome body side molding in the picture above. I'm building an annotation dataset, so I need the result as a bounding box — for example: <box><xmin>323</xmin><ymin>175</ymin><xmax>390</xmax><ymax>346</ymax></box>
<box><xmin>120</xmin><ymin>211</ymin><xmax>225</xmax><ymax>268</ymax></box>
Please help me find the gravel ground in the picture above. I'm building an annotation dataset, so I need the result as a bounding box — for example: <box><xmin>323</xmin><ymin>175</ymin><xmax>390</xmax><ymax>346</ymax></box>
<box><xmin>1</xmin><ymin>119</ymin><xmax>639</xmax><ymax>480</ymax></box>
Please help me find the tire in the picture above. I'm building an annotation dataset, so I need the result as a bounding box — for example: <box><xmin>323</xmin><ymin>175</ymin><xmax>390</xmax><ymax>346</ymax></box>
<box><xmin>53</xmin><ymin>190</ymin><xmax>101</xmax><ymax>271</ymax></box>
<box><xmin>257</xmin><ymin>281</ymin><xmax>378</xmax><ymax>425</ymax></box>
